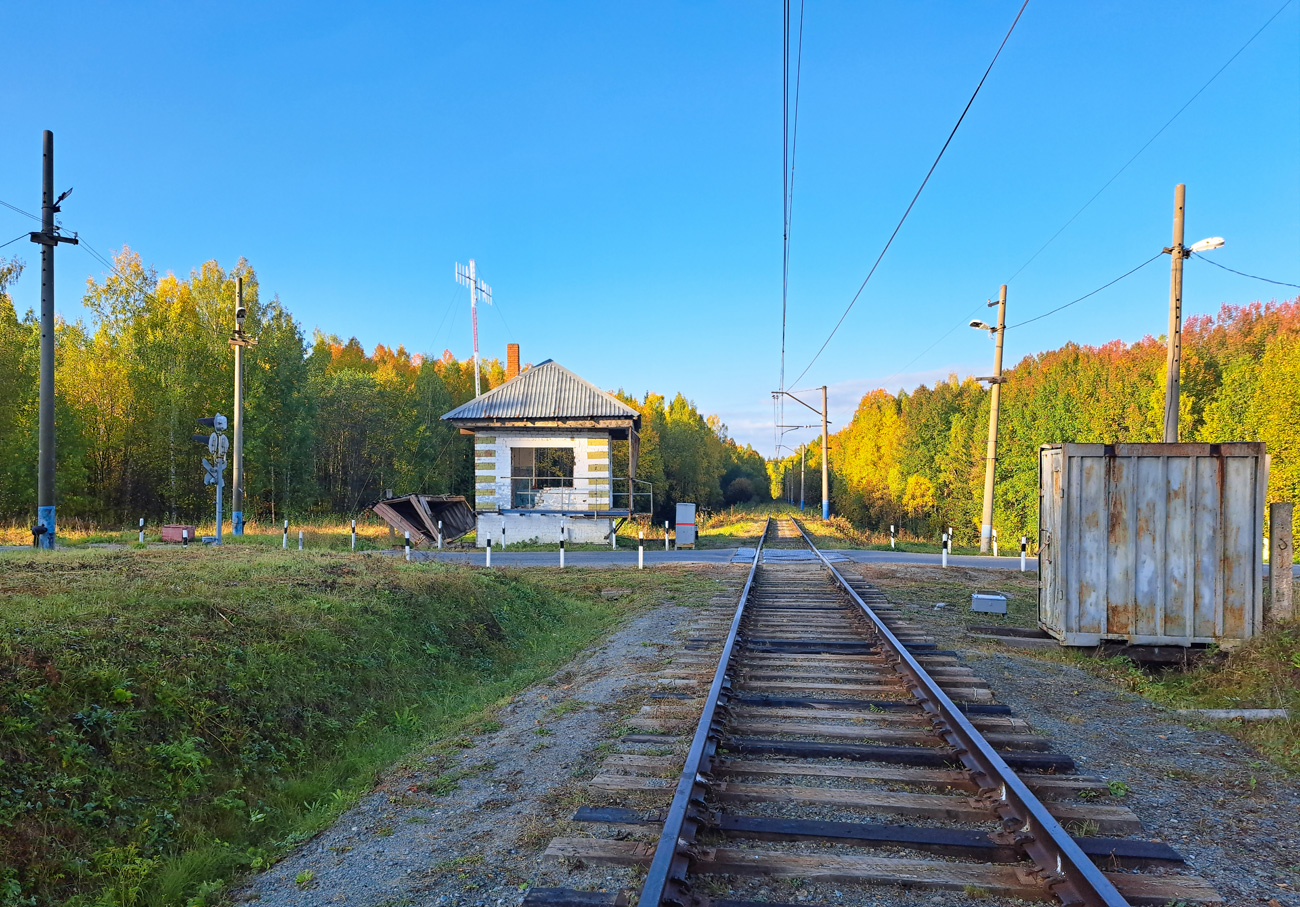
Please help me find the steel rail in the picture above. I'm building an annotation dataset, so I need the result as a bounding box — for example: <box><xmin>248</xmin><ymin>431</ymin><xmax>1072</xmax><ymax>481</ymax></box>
<box><xmin>636</xmin><ymin>518</ymin><xmax>770</xmax><ymax>907</ymax></box>
<box><xmin>791</xmin><ymin>518</ymin><xmax>1130</xmax><ymax>907</ymax></box>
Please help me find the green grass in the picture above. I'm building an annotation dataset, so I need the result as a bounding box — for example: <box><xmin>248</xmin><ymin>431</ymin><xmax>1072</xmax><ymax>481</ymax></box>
<box><xmin>1</xmin><ymin>515</ymin><xmax>398</xmax><ymax>551</ymax></box>
<box><xmin>0</xmin><ymin>547</ymin><xmax>730</xmax><ymax>906</ymax></box>
<box><xmin>1059</xmin><ymin>618</ymin><xmax>1300</xmax><ymax>773</ymax></box>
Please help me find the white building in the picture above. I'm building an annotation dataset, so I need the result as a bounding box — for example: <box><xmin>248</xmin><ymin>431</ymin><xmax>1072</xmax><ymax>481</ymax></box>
<box><xmin>441</xmin><ymin>346</ymin><xmax>642</xmax><ymax>546</ymax></box>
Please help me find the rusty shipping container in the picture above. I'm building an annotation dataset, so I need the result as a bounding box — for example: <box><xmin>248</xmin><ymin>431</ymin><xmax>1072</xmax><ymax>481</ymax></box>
<box><xmin>1038</xmin><ymin>442</ymin><xmax>1267</xmax><ymax>648</ymax></box>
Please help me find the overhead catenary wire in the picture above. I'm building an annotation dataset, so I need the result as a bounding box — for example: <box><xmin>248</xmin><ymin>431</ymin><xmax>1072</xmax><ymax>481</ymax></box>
<box><xmin>0</xmin><ymin>233</ymin><xmax>30</xmax><ymax>251</ymax></box>
<box><xmin>0</xmin><ymin>199</ymin><xmax>43</xmax><ymax>223</ymax></box>
<box><xmin>852</xmin><ymin>1</ymin><xmax>1293</xmax><ymax>400</ymax></box>
<box><xmin>790</xmin><ymin>0</ymin><xmax>1030</xmax><ymax>390</ymax></box>
<box><xmin>1191</xmin><ymin>253</ymin><xmax>1300</xmax><ymax>289</ymax></box>
<box><xmin>1006</xmin><ymin>0</ymin><xmax>1294</xmax><ymax>284</ymax></box>
<box><xmin>777</xmin><ymin>0</ymin><xmax>806</xmax><ymax>456</ymax></box>
<box><xmin>779</xmin><ymin>0</ymin><xmax>805</xmax><ymax>395</ymax></box>
<box><xmin>1005</xmin><ymin>253</ymin><xmax>1163</xmax><ymax>330</ymax></box>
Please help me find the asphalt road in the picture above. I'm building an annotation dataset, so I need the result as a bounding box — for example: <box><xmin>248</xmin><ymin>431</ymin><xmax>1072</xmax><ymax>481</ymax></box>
<box><xmin>399</xmin><ymin>546</ymin><xmax>1040</xmax><ymax>571</ymax></box>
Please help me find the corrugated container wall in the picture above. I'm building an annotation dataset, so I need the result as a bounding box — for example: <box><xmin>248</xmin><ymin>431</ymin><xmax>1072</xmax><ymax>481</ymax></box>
<box><xmin>1038</xmin><ymin>442</ymin><xmax>1267</xmax><ymax>648</ymax></box>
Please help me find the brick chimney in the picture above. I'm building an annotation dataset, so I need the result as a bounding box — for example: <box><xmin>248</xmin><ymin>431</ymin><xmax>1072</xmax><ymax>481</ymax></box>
<box><xmin>506</xmin><ymin>343</ymin><xmax>520</xmax><ymax>380</ymax></box>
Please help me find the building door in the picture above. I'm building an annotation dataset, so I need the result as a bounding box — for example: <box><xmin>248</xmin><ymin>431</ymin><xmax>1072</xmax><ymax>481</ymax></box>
<box><xmin>511</xmin><ymin>447</ymin><xmax>535</xmax><ymax>508</ymax></box>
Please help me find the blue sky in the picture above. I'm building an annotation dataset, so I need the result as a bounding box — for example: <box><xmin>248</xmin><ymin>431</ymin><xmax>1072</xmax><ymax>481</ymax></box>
<box><xmin>1</xmin><ymin>1</ymin><xmax>1296</xmax><ymax>454</ymax></box>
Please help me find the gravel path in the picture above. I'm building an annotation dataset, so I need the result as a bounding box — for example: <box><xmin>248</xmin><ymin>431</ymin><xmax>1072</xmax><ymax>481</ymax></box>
<box><xmin>234</xmin><ymin>598</ymin><xmax>706</xmax><ymax>907</ymax></box>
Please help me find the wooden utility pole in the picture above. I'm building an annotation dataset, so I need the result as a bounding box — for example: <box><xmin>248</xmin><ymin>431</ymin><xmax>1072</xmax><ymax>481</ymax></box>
<box><xmin>979</xmin><ymin>286</ymin><xmax>1007</xmax><ymax>553</ymax></box>
<box><xmin>821</xmin><ymin>386</ymin><xmax>829</xmax><ymax>520</ymax></box>
<box><xmin>29</xmin><ymin>130</ymin><xmax>78</xmax><ymax>548</ymax></box>
<box><xmin>1163</xmin><ymin>184</ymin><xmax>1187</xmax><ymax>443</ymax></box>
<box><xmin>1270</xmin><ymin>502</ymin><xmax>1294</xmax><ymax>623</ymax></box>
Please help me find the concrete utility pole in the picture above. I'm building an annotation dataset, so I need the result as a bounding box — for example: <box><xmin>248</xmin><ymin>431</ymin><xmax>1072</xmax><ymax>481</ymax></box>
<box><xmin>979</xmin><ymin>285</ymin><xmax>1007</xmax><ymax>553</ymax></box>
<box><xmin>1163</xmin><ymin>184</ymin><xmax>1187</xmax><ymax>443</ymax></box>
<box><xmin>773</xmin><ymin>389</ymin><xmax>832</xmax><ymax>519</ymax></box>
<box><xmin>790</xmin><ymin>444</ymin><xmax>800</xmax><ymax>509</ymax></box>
<box><xmin>230</xmin><ymin>276</ymin><xmax>257</xmax><ymax>534</ymax></box>
<box><xmin>29</xmin><ymin>130</ymin><xmax>78</xmax><ymax>548</ymax></box>
<box><xmin>1270</xmin><ymin>502</ymin><xmax>1294</xmax><ymax>623</ymax></box>
<box><xmin>821</xmin><ymin>386</ymin><xmax>829</xmax><ymax>521</ymax></box>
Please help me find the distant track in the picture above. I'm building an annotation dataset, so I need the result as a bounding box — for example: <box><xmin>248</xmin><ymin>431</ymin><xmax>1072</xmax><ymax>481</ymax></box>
<box><xmin>527</xmin><ymin>518</ymin><xmax>1220</xmax><ymax>907</ymax></box>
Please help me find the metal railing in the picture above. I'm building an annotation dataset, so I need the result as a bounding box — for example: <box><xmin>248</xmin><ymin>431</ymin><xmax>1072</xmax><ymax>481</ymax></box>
<box><xmin>506</xmin><ymin>476</ymin><xmax>652</xmax><ymax>513</ymax></box>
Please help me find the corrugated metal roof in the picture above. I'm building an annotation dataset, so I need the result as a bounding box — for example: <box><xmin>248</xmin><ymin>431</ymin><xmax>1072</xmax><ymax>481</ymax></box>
<box><xmin>441</xmin><ymin>359</ymin><xmax>640</xmax><ymax>422</ymax></box>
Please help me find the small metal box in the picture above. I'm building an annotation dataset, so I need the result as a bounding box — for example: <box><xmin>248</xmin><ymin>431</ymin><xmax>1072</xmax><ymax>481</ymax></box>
<box><xmin>675</xmin><ymin>503</ymin><xmax>697</xmax><ymax>548</ymax></box>
<box><xmin>971</xmin><ymin>591</ymin><xmax>1008</xmax><ymax>614</ymax></box>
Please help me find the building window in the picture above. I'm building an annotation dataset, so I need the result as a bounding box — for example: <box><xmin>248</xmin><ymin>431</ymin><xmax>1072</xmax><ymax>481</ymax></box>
<box><xmin>511</xmin><ymin>447</ymin><xmax>575</xmax><ymax>508</ymax></box>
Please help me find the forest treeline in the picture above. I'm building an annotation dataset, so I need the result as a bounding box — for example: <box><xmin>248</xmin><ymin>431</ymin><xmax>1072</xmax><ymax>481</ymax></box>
<box><xmin>0</xmin><ymin>249</ymin><xmax>769</xmax><ymax>526</ymax></box>
<box><xmin>772</xmin><ymin>298</ymin><xmax>1300</xmax><ymax>545</ymax></box>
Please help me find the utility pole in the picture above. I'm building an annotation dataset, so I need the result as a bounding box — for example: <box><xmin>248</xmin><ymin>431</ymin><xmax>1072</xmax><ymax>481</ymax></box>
<box><xmin>978</xmin><ymin>285</ymin><xmax>1007</xmax><ymax>553</ymax></box>
<box><xmin>772</xmin><ymin>389</ymin><xmax>832</xmax><ymax>519</ymax></box>
<box><xmin>455</xmin><ymin>260</ymin><xmax>493</xmax><ymax>397</ymax></box>
<box><xmin>29</xmin><ymin>130</ymin><xmax>78</xmax><ymax>549</ymax></box>
<box><xmin>790</xmin><ymin>444</ymin><xmax>800</xmax><ymax>509</ymax></box>
<box><xmin>821</xmin><ymin>386</ymin><xmax>829</xmax><ymax>521</ymax></box>
<box><xmin>230</xmin><ymin>276</ymin><xmax>257</xmax><ymax>534</ymax></box>
<box><xmin>1163</xmin><ymin>184</ymin><xmax>1187</xmax><ymax>443</ymax></box>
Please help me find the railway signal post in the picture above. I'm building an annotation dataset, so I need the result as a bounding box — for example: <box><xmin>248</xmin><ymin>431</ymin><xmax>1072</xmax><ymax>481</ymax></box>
<box><xmin>230</xmin><ymin>276</ymin><xmax>257</xmax><ymax>535</ymax></box>
<box><xmin>193</xmin><ymin>415</ymin><xmax>229</xmax><ymax>544</ymax></box>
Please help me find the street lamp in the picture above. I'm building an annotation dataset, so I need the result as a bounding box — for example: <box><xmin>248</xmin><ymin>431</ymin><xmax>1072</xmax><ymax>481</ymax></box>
<box><xmin>1161</xmin><ymin>183</ymin><xmax>1224</xmax><ymax>443</ymax></box>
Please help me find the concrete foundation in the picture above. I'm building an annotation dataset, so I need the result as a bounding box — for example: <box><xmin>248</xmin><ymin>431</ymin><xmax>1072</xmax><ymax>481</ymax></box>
<box><xmin>476</xmin><ymin>512</ymin><xmax>613</xmax><ymax>546</ymax></box>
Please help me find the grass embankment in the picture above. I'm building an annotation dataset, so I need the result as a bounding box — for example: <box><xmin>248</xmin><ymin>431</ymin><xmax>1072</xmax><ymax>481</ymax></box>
<box><xmin>0</xmin><ymin>548</ymin><xmax>723</xmax><ymax>906</ymax></box>
<box><xmin>0</xmin><ymin>516</ymin><xmax>396</xmax><ymax>551</ymax></box>
<box><xmin>861</xmin><ymin>564</ymin><xmax>1300</xmax><ymax>773</ymax></box>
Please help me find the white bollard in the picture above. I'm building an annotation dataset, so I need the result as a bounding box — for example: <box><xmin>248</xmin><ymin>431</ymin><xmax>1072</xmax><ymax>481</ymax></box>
<box><xmin>559</xmin><ymin>527</ymin><xmax>565</xmax><ymax>569</ymax></box>
<box><xmin>283</xmin><ymin>519</ymin><xmax>288</xmax><ymax>549</ymax></box>
<box><xmin>611</xmin><ymin>525</ymin><xmax>616</xmax><ymax>549</ymax></box>
<box><xmin>139</xmin><ymin>517</ymin><xmax>145</xmax><ymax>545</ymax></box>
<box><xmin>890</xmin><ymin>524</ymin><xmax>895</xmax><ymax>550</ymax></box>
<box><xmin>182</xmin><ymin>527</ymin><xmax>189</xmax><ymax>548</ymax></box>
<box><xmin>437</xmin><ymin>520</ymin><xmax>443</xmax><ymax>550</ymax></box>
<box><xmin>665</xmin><ymin>521</ymin><xmax>670</xmax><ymax>551</ymax></box>
<box><xmin>638</xmin><ymin>531</ymin><xmax>644</xmax><ymax>570</ymax></box>
<box><xmin>486</xmin><ymin>537</ymin><xmax>492</xmax><ymax>568</ymax></box>
<box><xmin>351</xmin><ymin>519</ymin><xmax>356</xmax><ymax>551</ymax></box>
<box><xmin>502</xmin><ymin>526</ymin><xmax>506</xmax><ymax>549</ymax></box>
<box><xmin>941</xmin><ymin>532</ymin><xmax>948</xmax><ymax>568</ymax></box>
<box><xmin>1020</xmin><ymin>536</ymin><xmax>1027</xmax><ymax>572</ymax></box>
<box><xmin>298</xmin><ymin>530</ymin><xmax>303</xmax><ymax>551</ymax></box>
<box><xmin>404</xmin><ymin>531</ymin><xmax>410</xmax><ymax>561</ymax></box>
<box><xmin>993</xmin><ymin>529</ymin><xmax>998</xmax><ymax>559</ymax></box>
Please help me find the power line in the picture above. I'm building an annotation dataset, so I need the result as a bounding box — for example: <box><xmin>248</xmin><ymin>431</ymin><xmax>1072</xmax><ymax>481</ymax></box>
<box><xmin>862</xmin><ymin>1</ymin><xmax>1293</xmax><ymax>400</ymax></box>
<box><xmin>0</xmin><ymin>199</ymin><xmax>42</xmax><ymax>223</ymax></box>
<box><xmin>1007</xmin><ymin>0</ymin><xmax>1294</xmax><ymax>283</ymax></box>
<box><xmin>870</xmin><ymin>303</ymin><xmax>989</xmax><ymax>393</ymax></box>
<box><xmin>1</xmin><ymin>232</ymin><xmax>30</xmax><ymax>251</ymax></box>
<box><xmin>80</xmin><ymin>238</ymin><xmax>115</xmax><ymax>271</ymax></box>
<box><xmin>790</xmin><ymin>0</ymin><xmax>1030</xmax><ymax>389</ymax></box>
<box><xmin>1192</xmin><ymin>253</ymin><xmax>1300</xmax><ymax>289</ymax></box>
<box><xmin>1005</xmin><ymin>253</ymin><xmax>1163</xmax><ymax>330</ymax></box>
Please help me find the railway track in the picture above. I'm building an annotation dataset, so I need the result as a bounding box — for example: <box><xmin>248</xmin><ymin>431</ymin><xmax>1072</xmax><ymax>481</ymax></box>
<box><xmin>527</xmin><ymin>518</ymin><xmax>1220</xmax><ymax>907</ymax></box>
